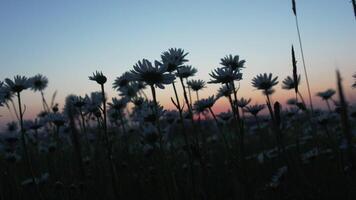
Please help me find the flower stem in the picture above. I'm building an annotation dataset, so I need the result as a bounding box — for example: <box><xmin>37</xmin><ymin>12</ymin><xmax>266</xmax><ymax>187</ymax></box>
<box><xmin>17</xmin><ymin>92</ymin><xmax>44</xmax><ymax>200</ymax></box>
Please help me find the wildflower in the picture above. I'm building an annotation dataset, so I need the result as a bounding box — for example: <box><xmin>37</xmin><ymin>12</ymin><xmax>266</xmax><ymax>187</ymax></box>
<box><xmin>194</xmin><ymin>96</ymin><xmax>216</xmax><ymax>113</ymax></box>
<box><xmin>72</xmin><ymin>95</ymin><xmax>87</xmax><ymax>108</ymax></box>
<box><xmin>218</xmin><ymin>111</ymin><xmax>233</xmax><ymax>122</ymax></box>
<box><xmin>108</xmin><ymin>97</ymin><xmax>128</xmax><ymax>111</ymax></box>
<box><xmin>251</xmin><ymin>73</ymin><xmax>279</xmax><ymax>91</ymax></box>
<box><xmin>217</xmin><ymin>85</ymin><xmax>233</xmax><ymax>98</ymax></box>
<box><xmin>281</xmin><ymin>75</ymin><xmax>300</xmax><ymax>90</ymax></box>
<box><xmin>209</xmin><ymin>67</ymin><xmax>242</xmax><ymax>84</ymax></box>
<box><xmin>187</xmin><ymin>79</ymin><xmax>206</xmax><ymax>91</ymax></box>
<box><xmin>119</xmin><ymin>82</ymin><xmax>141</xmax><ymax>99</ymax></box>
<box><xmin>29</xmin><ymin>74</ymin><xmax>48</xmax><ymax>92</ymax></box>
<box><xmin>220</xmin><ymin>54</ymin><xmax>246</xmax><ymax>71</ymax></box>
<box><xmin>5</xmin><ymin>75</ymin><xmax>31</xmax><ymax>93</ymax></box>
<box><xmin>160</xmin><ymin>48</ymin><xmax>189</xmax><ymax>72</ymax></box>
<box><xmin>236</xmin><ymin>97</ymin><xmax>251</xmax><ymax>108</ymax></box>
<box><xmin>24</xmin><ymin>119</ymin><xmax>44</xmax><ymax>131</ymax></box>
<box><xmin>244</xmin><ymin>104</ymin><xmax>265</xmax><ymax>116</ymax></box>
<box><xmin>316</xmin><ymin>89</ymin><xmax>335</xmax><ymax>100</ymax></box>
<box><xmin>89</xmin><ymin>71</ymin><xmax>107</xmax><ymax>85</ymax></box>
<box><xmin>176</xmin><ymin>65</ymin><xmax>197</xmax><ymax>79</ymax></box>
<box><xmin>129</xmin><ymin>59</ymin><xmax>175</xmax><ymax>89</ymax></box>
<box><xmin>113</xmin><ymin>72</ymin><xmax>131</xmax><ymax>91</ymax></box>
<box><xmin>46</xmin><ymin>113</ymin><xmax>66</xmax><ymax>127</ymax></box>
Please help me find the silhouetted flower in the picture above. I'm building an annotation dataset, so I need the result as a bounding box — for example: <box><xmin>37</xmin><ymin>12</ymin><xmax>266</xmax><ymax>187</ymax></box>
<box><xmin>113</xmin><ymin>72</ymin><xmax>131</xmax><ymax>91</ymax></box>
<box><xmin>89</xmin><ymin>71</ymin><xmax>107</xmax><ymax>85</ymax></box>
<box><xmin>5</xmin><ymin>75</ymin><xmax>31</xmax><ymax>93</ymax></box>
<box><xmin>244</xmin><ymin>104</ymin><xmax>265</xmax><ymax>116</ymax></box>
<box><xmin>286</xmin><ymin>98</ymin><xmax>297</xmax><ymax>105</ymax></box>
<box><xmin>352</xmin><ymin>73</ymin><xmax>356</xmax><ymax>88</ymax></box>
<box><xmin>316</xmin><ymin>89</ymin><xmax>335</xmax><ymax>100</ymax></box>
<box><xmin>220</xmin><ymin>54</ymin><xmax>245</xmax><ymax>71</ymax></box>
<box><xmin>160</xmin><ymin>48</ymin><xmax>189</xmax><ymax>72</ymax></box>
<box><xmin>129</xmin><ymin>59</ymin><xmax>175</xmax><ymax>89</ymax></box>
<box><xmin>282</xmin><ymin>75</ymin><xmax>300</xmax><ymax>90</ymax></box>
<box><xmin>209</xmin><ymin>67</ymin><xmax>242</xmax><ymax>84</ymax></box>
<box><xmin>218</xmin><ymin>111</ymin><xmax>233</xmax><ymax>122</ymax></box>
<box><xmin>29</xmin><ymin>74</ymin><xmax>48</xmax><ymax>92</ymax></box>
<box><xmin>176</xmin><ymin>65</ymin><xmax>197</xmax><ymax>79</ymax></box>
<box><xmin>217</xmin><ymin>85</ymin><xmax>232</xmax><ymax>98</ymax></box>
<box><xmin>187</xmin><ymin>79</ymin><xmax>206</xmax><ymax>91</ymax></box>
<box><xmin>252</xmin><ymin>73</ymin><xmax>278</xmax><ymax>91</ymax></box>
<box><xmin>194</xmin><ymin>96</ymin><xmax>216</xmax><ymax>113</ymax></box>
<box><xmin>108</xmin><ymin>97</ymin><xmax>128</xmax><ymax>111</ymax></box>
<box><xmin>46</xmin><ymin>113</ymin><xmax>66</xmax><ymax>127</ymax></box>
<box><xmin>236</xmin><ymin>97</ymin><xmax>251</xmax><ymax>108</ymax></box>
<box><xmin>119</xmin><ymin>82</ymin><xmax>141</xmax><ymax>99</ymax></box>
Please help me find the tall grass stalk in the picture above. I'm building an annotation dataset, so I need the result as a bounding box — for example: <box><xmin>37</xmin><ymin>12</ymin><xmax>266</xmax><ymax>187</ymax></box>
<box><xmin>292</xmin><ymin>0</ymin><xmax>314</xmax><ymax>112</ymax></box>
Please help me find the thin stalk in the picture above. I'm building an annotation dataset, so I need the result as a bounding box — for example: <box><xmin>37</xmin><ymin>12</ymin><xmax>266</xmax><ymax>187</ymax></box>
<box><xmin>17</xmin><ymin>92</ymin><xmax>44</xmax><ymax>200</ymax></box>
<box><xmin>100</xmin><ymin>84</ymin><xmax>119</xmax><ymax>199</ymax></box>
<box><xmin>294</xmin><ymin>14</ymin><xmax>314</xmax><ymax>112</ymax></box>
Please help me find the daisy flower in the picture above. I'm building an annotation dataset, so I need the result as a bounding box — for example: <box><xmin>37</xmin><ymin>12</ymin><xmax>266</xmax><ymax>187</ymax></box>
<box><xmin>209</xmin><ymin>67</ymin><xmax>242</xmax><ymax>84</ymax></box>
<box><xmin>29</xmin><ymin>74</ymin><xmax>48</xmax><ymax>92</ymax></box>
<box><xmin>187</xmin><ymin>79</ymin><xmax>206</xmax><ymax>91</ymax></box>
<box><xmin>108</xmin><ymin>97</ymin><xmax>129</xmax><ymax>111</ymax></box>
<box><xmin>236</xmin><ymin>97</ymin><xmax>251</xmax><ymax>108</ymax></box>
<box><xmin>160</xmin><ymin>48</ymin><xmax>189</xmax><ymax>72</ymax></box>
<box><xmin>89</xmin><ymin>71</ymin><xmax>107</xmax><ymax>85</ymax></box>
<box><xmin>220</xmin><ymin>54</ymin><xmax>246</xmax><ymax>71</ymax></box>
<box><xmin>217</xmin><ymin>85</ymin><xmax>233</xmax><ymax>98</ymax></box>
<box><xmin>176</xmin><ymin>65</ymin><xmax>197</xmax><ymax>79</ymax></box>
<box><xmin>251</xmin><ymin>73</ymin><xmax>279</xmax><ymax>91</ymax></box>
<box><xmin>281</xmin><ymin>75</ymin><xmax>300</xmax><ymax>90</ymax></box>
<box><xmin>194</xmin><ymin>96</ymin><xmax>216</xmax><ymax>113</ymax></box>
<box><xmin>5</xmin><ymin>75</ymin><xmax>31</xmax><ymax>93</ymax></box>
<box><xmin>316</xmin><ymin>89</ymin><xmax>335</xmax><ymax>101</ymax></box>
<box><xmin>129</xmin><ymin>59</ymin><xmax>175</xmax><ymax>89</ymax></box>
<box><xmin>244</xmin><ymin>104</ymin><xmax>265</xmax><ymax>116</ymax></box>
<box><xmin>113</xmin><ymin>72</ymin><xmax>131</xmax><ymax>91</ymax></box>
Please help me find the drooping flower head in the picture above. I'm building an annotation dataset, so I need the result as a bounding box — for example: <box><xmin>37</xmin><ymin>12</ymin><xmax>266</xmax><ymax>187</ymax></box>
<box><xmin>209</xmin><ymin>67</ymin><xmax>242</xmax><ymax>84</ymax></box>
<box><xmin>194</xmin><ymin>96</ymin><xmax>216</xmax><ymax>113</ymax></box>
<box><xmin>236</xmin><ymin>97</ymin><xmax>251</xmax><ymax>108</ymax></box>
<box><xmin>160</xmin><ymin>48</ymin><xmax>189</xmax><ymax>72</ymax></box>
<box><xmin>89</xmin><ymin>71</ymin><xmax>107</xmax><ymax>85</ymax></box>
<box><xmin>129</xmin><ymin>59</ymin><xmax>175</xmax><ymax>89</ymax></box>
<box><xmin>220</xmin><ymin>54</ymin><xmax>246</xmax><ymax>71</ymax></box>
<box><xmin>113</xmin><ymin>72</ymin><xmax>131</xmax><ymax>91</ymax></box>
<box><xmin>187</xmin><ymin>79</ymin><xmax>206</xmax><ymax>92</ymax></box>
<box><xmin>252</xmin><ymin>73</ymin><xmax>279</xmax><ymax>92</ymax></box>
<box><xmin>316</xmin><ymin>89</ymin><xmax>335</xmax><ymax>101</ymax></box>
<box><xmin>176</xmin><ymin>65</ymin><xmax>197</xmax><ymax>79</ymax></box>
<box><xmin>244</xmin><ymin>104</ymin><xmax>265</xmax><ymax>116</ymax></box>
<box><xmin>5</xmin><ymin>75</ymin><xmax>31</xmax><ymax>93</ymax></box>
<box><xmin>29</xmin><ymin>74</ymin><xmax>48</xmax><ymax>92</ymax></box>
<box><xmin>282</xmin><ymin>75</ymin><xmax>300</xmax><ymax>90</ymax></box>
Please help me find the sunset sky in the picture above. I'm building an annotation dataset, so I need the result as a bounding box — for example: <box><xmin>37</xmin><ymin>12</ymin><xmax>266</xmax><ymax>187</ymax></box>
<box><xmin>0</xmin><ymin>0</ymin><xmax>355</xmax><ymax>127</ymax></box>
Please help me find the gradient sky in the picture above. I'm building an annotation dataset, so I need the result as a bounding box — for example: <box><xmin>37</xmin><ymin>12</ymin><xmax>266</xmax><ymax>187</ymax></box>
<box><xmin>0</xmin><ymin>0</ymin><xmax>355</xmax><ymax>127</ymax></box>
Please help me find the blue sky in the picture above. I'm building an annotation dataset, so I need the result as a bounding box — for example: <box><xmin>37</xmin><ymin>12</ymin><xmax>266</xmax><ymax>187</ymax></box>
<box><xmin>0</xmin><ymin>0</ymin><xmax>355</xmax><ymax>125</ymax></box>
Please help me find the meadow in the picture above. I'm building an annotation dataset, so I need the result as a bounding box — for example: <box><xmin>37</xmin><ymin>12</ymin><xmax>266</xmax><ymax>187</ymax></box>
<box><xmin>0</xmin><ymin>47</ymin><xmax>355</xmax><ymax>200</ymax></box>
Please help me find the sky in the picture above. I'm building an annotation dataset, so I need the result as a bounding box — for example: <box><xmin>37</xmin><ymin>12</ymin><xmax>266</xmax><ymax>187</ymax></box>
<box><xmin>0</xmin><ymin>0</ymin><xmax>355</xmax><ymax>127</ymax></box>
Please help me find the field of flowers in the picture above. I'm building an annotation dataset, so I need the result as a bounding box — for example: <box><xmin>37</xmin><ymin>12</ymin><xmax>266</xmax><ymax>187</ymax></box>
<box><xmin>0</xmin><ymin>47</ymin><xmax>356</xmax><ymax>200</ymax></box>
